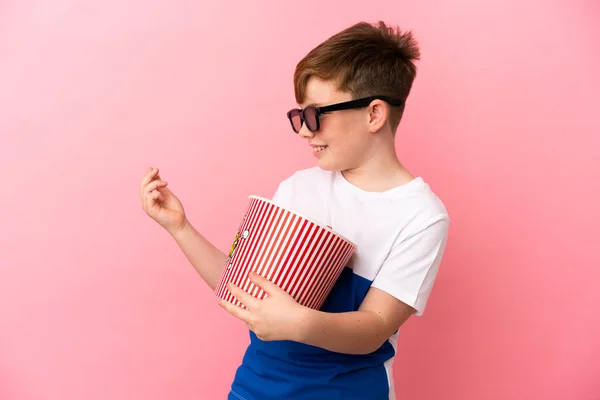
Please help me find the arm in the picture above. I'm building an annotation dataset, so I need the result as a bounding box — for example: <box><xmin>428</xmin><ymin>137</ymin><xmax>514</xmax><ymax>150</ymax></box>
<box><xmin>221</xmin><ymin>273</ymin><xmax>414</xmax><ymax>355</ymax></box>
<box><xmin>296</xmin><ymin>218</ymin><xmax>449</xmax><ymax>353</ymax></box>
<box><xmin>220</xmin><ymin>217</ymin><xmax>448</xmax><ymax>354</ymax></box>
<box><xmin>169</xmin><ymin>220</ymin><xmax>228</xmax><ymax>291</ymax></box>
<box><xmin>139</xmin><ymin>166</ymin><xmax>228</xmax><ymax>291</ymax></box>
<box><xmin>294</xmin><ymin>287</ymin><xmax>415</xmax><ymax>354</ymax></box>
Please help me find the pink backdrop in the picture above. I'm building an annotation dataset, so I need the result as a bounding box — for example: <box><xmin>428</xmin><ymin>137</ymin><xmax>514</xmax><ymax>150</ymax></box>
<box><xmin>1</xmin><ymin>1</ymin><xmax>599</xmax><ymax>399</ymax></box>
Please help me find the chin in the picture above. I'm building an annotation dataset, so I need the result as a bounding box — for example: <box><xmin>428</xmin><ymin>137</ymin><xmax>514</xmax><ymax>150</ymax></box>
<box><xmin>316</xmin><ymin>158</ymin><xmax>346</xmax><ymax>172</ymax></box>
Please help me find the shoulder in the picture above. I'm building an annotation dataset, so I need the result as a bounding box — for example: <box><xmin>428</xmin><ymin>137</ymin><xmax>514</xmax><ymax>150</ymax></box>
<box><xmin>282</xmin><ymin>166</ymin><xmax>332</xmax><ymax>184</ymax></box>
<box><xmin>393</xmin><ymin>179</ymin><xmax>450</xmax><ymax>242</ymax></box>
<box><xmin>271</xmin><ymin>167</ymin><xmax>333</xmax><ymax>207</ymax></box>
<box><xmin>360</xmin><ymin>177</ymin><xmax>450</xmax><ymax>245</ymax></box>
<box><xmin>276</xmin><ymin>166</ymin><xmax>333</xmax><ymax>192</ymax></box>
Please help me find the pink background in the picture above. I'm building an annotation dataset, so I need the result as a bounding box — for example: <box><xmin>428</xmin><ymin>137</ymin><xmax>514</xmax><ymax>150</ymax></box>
<box><xmin>1</xmin><ymin>1</ymin><xmax>599</xmax><ymax>399</ymax></box>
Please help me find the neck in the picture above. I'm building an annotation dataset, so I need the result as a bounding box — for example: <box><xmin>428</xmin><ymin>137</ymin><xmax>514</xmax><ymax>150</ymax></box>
<box><xmin>341</xmin><ymin>135</ymin><xmax>414</xmax><ymax>192</ymax></box>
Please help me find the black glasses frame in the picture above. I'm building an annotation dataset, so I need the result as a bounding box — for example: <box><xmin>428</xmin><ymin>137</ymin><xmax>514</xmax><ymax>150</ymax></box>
<box><xmin>286</xmin><ymin>95</ymin><xmax>403</xmax><ymax>134</ymax></box>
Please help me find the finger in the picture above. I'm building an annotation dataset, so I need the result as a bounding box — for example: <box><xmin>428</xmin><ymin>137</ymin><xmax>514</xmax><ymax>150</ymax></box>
<box><xmin>227</xmin><ymin>282</ymin><xmax>260</xmax><ymax>310</ymax></box>
<box><xmin>139</xmin><ymin>167</ymin><xmax>160</xmax><ymax>198</ymax></box>
<box><xmin>249</xmin><ymin>271</ymin><xmax>283</xmax><ymax>297</ymax></box>
<box><xmin>145</xmin><ymin>192</ymin><xmax>158</xmax><ymax>212</ymax></box>
<box><xmin>145</xmin><ymin>189</ymin><xmax>165</xmax><ymax>211</ymax></box>
<box><xmin>219</xmin><ymin>299</ymin><xmax>251</xmax><ymax>322</ymax></box>
<box><xmin>154</xmin><ymin>172</ymin><xmax>178</xmax><ymax>195</ymax></box>
<box><xmin>141</xmin><ymin>167</ymin><xmax>159</xmax><ymax>189</ymax></box>
<box><xmin>151</xmin><ymin>190</ymin><xmax>165</xmax><ymax>202</ymax></box>
<box><xmin>145</xmin><ymin>179</ymin><xmax>168</xmax><ymax>196</ymax></box>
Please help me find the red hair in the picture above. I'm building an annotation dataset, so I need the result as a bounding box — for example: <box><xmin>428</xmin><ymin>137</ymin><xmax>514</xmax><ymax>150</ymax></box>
<box><xmin>294</xmin><ymin>21</ymin><xmax>421</xmax><ymax>130</ymax></box>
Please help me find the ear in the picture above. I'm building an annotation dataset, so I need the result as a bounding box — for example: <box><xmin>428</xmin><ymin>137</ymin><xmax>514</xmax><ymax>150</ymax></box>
<box><xmin>367</xmin><ymin>100</ymin><xmax>389</xmax><ymax>133</ymax></box>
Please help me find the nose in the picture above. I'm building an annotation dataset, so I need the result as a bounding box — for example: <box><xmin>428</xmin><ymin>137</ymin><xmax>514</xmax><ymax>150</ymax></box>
<box><xmin>298</xmin><ymin>122</ymin><xmax>315</xmax><ymax>139</ymax></box>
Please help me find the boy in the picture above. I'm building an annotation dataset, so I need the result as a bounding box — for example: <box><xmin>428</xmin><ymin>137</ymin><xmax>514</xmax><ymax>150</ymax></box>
<box><xmin>140</xmin><ymin>21</ymin><xmax>449</xmax><ymax>400</ymax></box>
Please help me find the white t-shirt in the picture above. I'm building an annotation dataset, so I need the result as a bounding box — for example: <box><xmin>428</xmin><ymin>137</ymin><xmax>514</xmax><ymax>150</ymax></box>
<box><xmin>272</xmin><ymin>166</ymin><xmax>450</xmax><ymax>316</ymax></box>
<box><xmin>228</xmin><ymin>166</ymin><xmax>450</xmax><ymax>400</ymax></box>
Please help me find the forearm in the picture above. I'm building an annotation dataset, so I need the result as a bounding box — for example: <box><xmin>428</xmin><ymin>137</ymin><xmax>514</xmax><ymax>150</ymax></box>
<box><xmin>295</xmin><ymin>309</ymin><xmax>389</xmax><ymax>355</ymax></box>
<box><xmin>169</xmin><ymin>220</ymin><xmax>227</xmax><ymax>291</ymax></box>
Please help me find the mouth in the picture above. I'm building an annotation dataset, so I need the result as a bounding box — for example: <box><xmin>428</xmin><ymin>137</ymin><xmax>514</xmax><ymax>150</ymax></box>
<box><xmin>311</xmin><ymin>145</ymin><xmax>329</xmax><ymax>153</ymax></box>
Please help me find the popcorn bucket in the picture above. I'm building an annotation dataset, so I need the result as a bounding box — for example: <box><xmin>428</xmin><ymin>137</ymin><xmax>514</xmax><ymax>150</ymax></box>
<box><xmin>215</xmin><ymin>195</ymin><xmax>356</xmax><ymax>310</ymax></box>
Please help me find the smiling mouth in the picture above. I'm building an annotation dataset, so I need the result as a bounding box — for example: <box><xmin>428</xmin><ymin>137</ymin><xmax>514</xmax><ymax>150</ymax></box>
<box><xmin>313</xmin><ymin>145</ymin><xmax>328</xmax><ymax>153</ymax></box>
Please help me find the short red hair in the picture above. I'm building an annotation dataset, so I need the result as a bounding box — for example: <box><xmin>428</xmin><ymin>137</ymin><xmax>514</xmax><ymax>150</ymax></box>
<box><xmin>293</xmin><ymin>21</ymin><xmax>421</xmax><ymax>131</ymax></box>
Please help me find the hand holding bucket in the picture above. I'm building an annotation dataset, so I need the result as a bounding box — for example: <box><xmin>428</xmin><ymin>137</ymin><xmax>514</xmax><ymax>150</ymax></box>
<box><xmin>215</xmin><ymin>196</ymin><xmax>356</xmax><ymax>310</ymax></box>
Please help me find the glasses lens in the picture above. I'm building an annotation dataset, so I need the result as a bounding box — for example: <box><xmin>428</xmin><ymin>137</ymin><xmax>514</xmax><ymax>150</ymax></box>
<box><xmin>288</xmin><ymin>109</ymin><xmax>302</xmax><ymax>133</ymax></box>
<box><xmin>304</xmin><ymin>107</ymin><xmax>319</xmax><ymax>132</ymax></box>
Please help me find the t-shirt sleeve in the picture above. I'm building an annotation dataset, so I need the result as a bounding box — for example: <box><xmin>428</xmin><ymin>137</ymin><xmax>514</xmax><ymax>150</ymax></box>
<box><xmin>370</xmin><ymin>217</ymin><xmax>450</xmax><ymax>316</ymax></box>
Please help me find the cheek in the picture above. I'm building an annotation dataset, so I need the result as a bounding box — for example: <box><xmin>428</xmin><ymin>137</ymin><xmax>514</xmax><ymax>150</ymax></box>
<box><xmin>322</xmin><ymin>114</ymin><xmax>363</xmax><ymax>139</ymax></box>
<box><xmin>341</xmin><ymin>118</ymin><xmax>367</xmax><ymax>145</ymax></box>
<box><xmin>319</xmin><ymin>114</ymin><xmax>367</xmax><ymax>160</ymax></box>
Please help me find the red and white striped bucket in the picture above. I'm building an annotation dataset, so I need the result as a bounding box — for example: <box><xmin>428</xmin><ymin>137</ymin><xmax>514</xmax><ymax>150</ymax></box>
<box><xmin>215</xmin><ymin>195</ymin><xmax>356</xmax><ymax>310</ymax></box>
